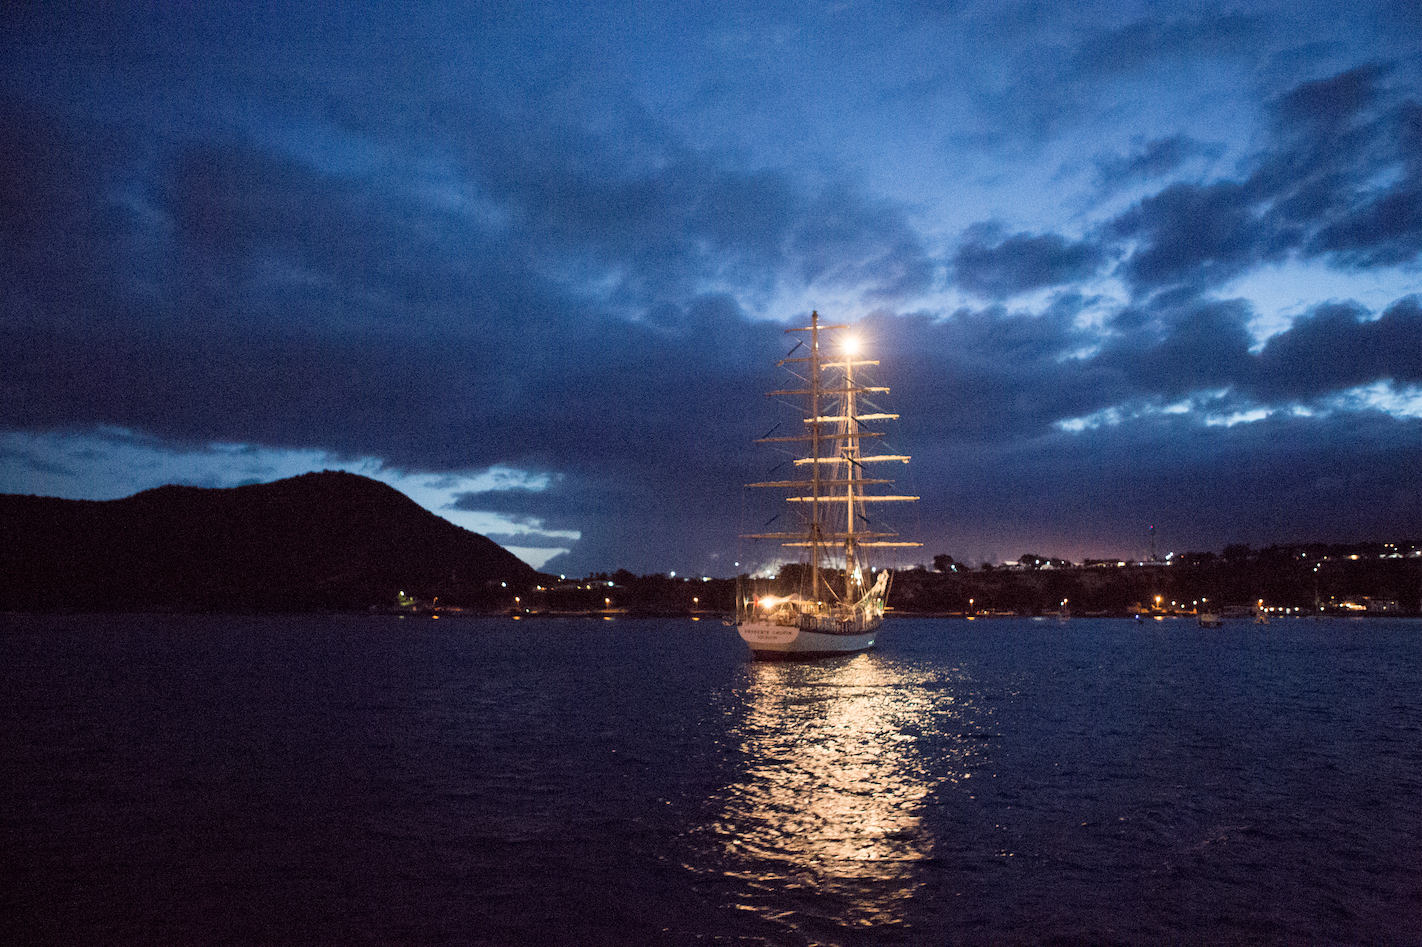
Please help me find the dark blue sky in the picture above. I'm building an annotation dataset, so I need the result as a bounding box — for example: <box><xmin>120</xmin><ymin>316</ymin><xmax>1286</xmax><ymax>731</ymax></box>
<box><xmin>3</xmin><ymin>1</ymin><xmax>1419</xmax><ymax>575</ymax></box>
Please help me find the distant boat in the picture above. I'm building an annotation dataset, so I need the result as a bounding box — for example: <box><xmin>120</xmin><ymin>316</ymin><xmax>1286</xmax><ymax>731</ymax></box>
<box><xmin>1198</xmin><ymin>611</ymin><xmax>1222</xmax><ymax>628</ymax></box>
<box><xmin>737</xmin><ymin>312</ymin><xmax>919</xmax><ymax>658</ymax></box>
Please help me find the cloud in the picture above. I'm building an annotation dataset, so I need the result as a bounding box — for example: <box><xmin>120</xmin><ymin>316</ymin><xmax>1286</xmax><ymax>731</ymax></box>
<box><xmin>1072</xmin><ymin>13</ymin><xmax>1262</xmax><ymax>78</ymax></box>
<box><xmin>1249</xmin><ymin>295</ymin><xmax>1422</xmax><ymax>402</ymax></box>
<box><xmin>1273</xmin><ymin>61</ymin><xmax>1393</xmax><ymax>130</ymax></box>
<box><xmin>1110</xmin><ymin>180</ymin><xmax>1266</xmax><ymax>293</ymax></box>
<box><xmin>1093</xmin><ymin>135</ymin><xmax>1223</xmax><ymax>191</ymax></box>
<box><xmin>953</xmin><ymin>228</ymin><xmax>1106</xmax><ymax>300</ymax></box>
<box><xmin>914</xmin><ymin>397</ymin><xmax>1421</xmax><ymax>566</ymax></box>
<box><xmin>1120</xmin><ymin>298</ymin><xmax>1259</xmax><ymax>399</ymax></box>
<box><xmin>1105</xmin><ymin>62</ymin><xmax>1422</xmax><ymax>295</ymax></box>
<box><xmin>896</xmin><ymin>284</ymin><xmax>1422</xmax><ymax>477</ymax></box>
<box><xmin>871</xmin><ymin>302</ymin><xmax>1120</xmax><ymax>446</ymax></box>
<box><xmin>1309</xmin><ymin>180</ymin><xmax>1422</xmax><ymax>267</ymax></box>
<box><xmin>1067</xmin><ymin>292</ymin><xmax>1422</xmax><ymax>428</ymax></box>
<box><xmin>0</xmin><ymin>98</ymin><xmax>138</xmax><ymax>313</ymax></box>
<box><xmin>444</xmin><ymin>99</ymin><xmax>941</xmax><ymax>309</ymax></box>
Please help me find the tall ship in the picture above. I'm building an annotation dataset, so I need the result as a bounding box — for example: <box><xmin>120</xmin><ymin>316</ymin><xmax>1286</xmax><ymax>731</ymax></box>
<box><xmin>737</xmin><ymin>312</ymin><xmax>919</xmax><ymax>658</ymax></box>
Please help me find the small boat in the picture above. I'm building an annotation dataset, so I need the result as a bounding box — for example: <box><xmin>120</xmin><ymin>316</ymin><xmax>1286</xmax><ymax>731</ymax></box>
<box><xmin>1198</xmin><ymin>611</ymin><xmax>1222</xmax><ymax>627</ymax></box>
<box><xmin>737</xmin><ymin>312</ymin><xmax>919</xmax><ymax>658</ymax></box>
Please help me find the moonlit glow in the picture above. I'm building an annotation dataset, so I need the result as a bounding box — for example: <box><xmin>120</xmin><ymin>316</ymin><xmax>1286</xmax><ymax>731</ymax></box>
<box><xmin>694</xmin><ymin>657</ymin><xmax>991</xmax><ymax>935</ymax></box>
<box><xmin>1205</xmin><ymin>408</ymin><xmax>1272</xmax><ymax>427</ymax></box>
<box><xmin>1327</xmin><ymin>382</ymin><xmax>1422</xmax><ymax>419</ymax></box>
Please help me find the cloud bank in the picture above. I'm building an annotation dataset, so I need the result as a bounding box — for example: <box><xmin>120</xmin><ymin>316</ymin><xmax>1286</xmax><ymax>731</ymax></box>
<box><xmin>2</xmin><ymin>1</ymin><xmax>1418</xmax><ymax>573</ymax></box>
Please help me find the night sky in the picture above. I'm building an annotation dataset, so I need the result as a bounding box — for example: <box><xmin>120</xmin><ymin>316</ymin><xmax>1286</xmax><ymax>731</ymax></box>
<box><xmin>3</xmin><ymin>1</ymin><xmax>1419</xmax><ymax>576</ymax></box>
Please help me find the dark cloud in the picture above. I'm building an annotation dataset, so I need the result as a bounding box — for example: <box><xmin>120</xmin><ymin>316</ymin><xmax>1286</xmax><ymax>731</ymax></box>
<box><xmin>0</xmin><ymin>97</ymin><xmax>136</xmax><ymax>311</ymax></box>
<box><xmin>1250</xmin><ymin>295</ymin><xmax>1422</xmax><ymax>402</ymax></box>
<box><xmin>450</xmin><ymin>104</ymin><xmax>938</xmax><ymax>308</ymax></box>
<box><xmin>953</xmin><ymin>229</ymin><xmax>1106</xmax><ymax>299</ymax></box>
<box><xmin>870</xmin><ymin>303</ymin><xmax>1115</xmax><ymax>446</ymax></box>
<box><xmin>1119</xmin><ymin>298</ymin><xmax>1258</xmax><ymax>399</ymax></box>
<box><xmin>884</xmin><ymin>287</ymin><xmax>1420</xmax><ymax>488</ymax></box>
<box><xmin>1309</xmin><ymin>184</ymin><xmax>1422</xmax><ymax>267</ymax></box>
<box><xmin>793</xmin><ymin>185</ymin><xmax>939</xmax><ymax>300</ymax></box>
<box><xmin>1274</xmin><ymin>62</ymin><xmax>1393</xmax><ymax>130</ymax></box>
<box><xmin>1093</xmin><ymin>135</ymin><xmax>1223</xmax><ymax>191</ymax></box>
<box><xmin>961</xmin><ymin>12</ymin><xmax>1263</xmax><ymax>150</ymax></box>
<box><xmin>1107</xmin><ymin>63</ymin><xmax>1422</xmax><ymax>294</ymax></box>
<box><xmin>1072</xmin><ymin>13</ymin><xmax>1262</xmax><ymax>77</ymax></box>
<box><xmin>1287</xmin><ymin>87</ymin><xmax>1422</xmax><ymax>267</ymax></box>
<box><xmin>168</xmin><ymin>143</ymin><xmax>366</xmax><ymax>265</ymax></box>
<box><xmin>895</xmin><ymin>372</ymin><xmax>1421</xmax><ymax>567</ymax></box>
<box><xmin>1110</xmin><ymin>181</ymin><xmax>1263</xmax><ymax>292</ymax></box>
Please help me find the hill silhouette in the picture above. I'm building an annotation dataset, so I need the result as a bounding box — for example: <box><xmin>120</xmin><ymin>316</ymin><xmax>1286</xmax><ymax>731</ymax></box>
<box><xmin>0</xmin><ymin>471</ymin><xmax>539</xmax><ymax>611</ymax></box>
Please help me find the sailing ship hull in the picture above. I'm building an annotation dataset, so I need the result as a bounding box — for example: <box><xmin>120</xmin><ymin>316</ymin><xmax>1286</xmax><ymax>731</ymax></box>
<box><xmin>737</xmin><ymin>616</ymin><xmax>881</xmax><ymax>659</ymax></box>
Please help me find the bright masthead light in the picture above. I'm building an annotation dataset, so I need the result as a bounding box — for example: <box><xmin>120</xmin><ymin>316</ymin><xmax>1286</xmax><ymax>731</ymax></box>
<box><xmin>842</xmin><ymin>336</ymin><xmax>860</xmax><ymax>355</ymax></box>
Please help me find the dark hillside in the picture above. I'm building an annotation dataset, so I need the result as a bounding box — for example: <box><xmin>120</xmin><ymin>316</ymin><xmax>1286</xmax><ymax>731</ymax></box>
<box><xmin>0</xmin><ymin>471</ymin><xmax>538</xmax><ymax>611</ymax></box>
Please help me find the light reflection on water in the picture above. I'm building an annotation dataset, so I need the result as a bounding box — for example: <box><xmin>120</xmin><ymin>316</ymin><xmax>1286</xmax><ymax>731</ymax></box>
<box><xmin>696</xmin><ymin>651</ymin><xmax>993</xmax><ymax>937</ymax></box>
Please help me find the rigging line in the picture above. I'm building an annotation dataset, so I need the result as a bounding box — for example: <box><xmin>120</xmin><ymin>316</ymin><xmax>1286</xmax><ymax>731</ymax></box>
<box><xmin>761</xmin><ymin>513</ymin><xmax>781</xmax><ymax>528</ymax></box>
<box><xmin>783</xmin><ymin>339</ymin><xmax>804</xmax><ymax>358</ymax></box>
<box><xmin>736</xmin><ymin>469</ymin><xmax>749</xmax><ymax>575</ymax></box>
<box><xmin>759</xmin><ymin>421</ymin><xmax>782</xmax><ymax>440</ymax></box>
<box><xmin>783</xmin><ymin>367</ymin><xmax>809</xmax><ymax>386</ymax></box>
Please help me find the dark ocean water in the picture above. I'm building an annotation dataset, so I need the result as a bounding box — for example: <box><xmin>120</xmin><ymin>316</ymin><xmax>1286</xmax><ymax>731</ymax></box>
<box><xmin>2</xmin><ymin>613</ymin><xmax>1419</xmax><ymax>946</ymax></box>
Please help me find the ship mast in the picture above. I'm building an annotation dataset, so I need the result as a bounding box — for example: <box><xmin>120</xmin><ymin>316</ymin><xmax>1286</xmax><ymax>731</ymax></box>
<box><xmin>808</xmin><ymin>311</ymin><xmax>823</xmax><ymax>608</ymax></box>
<box><xmin>743</xmin><ymin>311</ymin><xmax>921</xmax><ymax>607</ymax></box>
<box><xmin>841</xmin><ymin>339</ymin><xmax>859</xmax><ymax>602</ymax></box>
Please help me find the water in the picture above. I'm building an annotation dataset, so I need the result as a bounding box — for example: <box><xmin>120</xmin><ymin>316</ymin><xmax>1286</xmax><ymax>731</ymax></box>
<box><xmin>2</xmin><ymin>613</ymin><xmax>1419</xmax><ymax>945</ymax></box>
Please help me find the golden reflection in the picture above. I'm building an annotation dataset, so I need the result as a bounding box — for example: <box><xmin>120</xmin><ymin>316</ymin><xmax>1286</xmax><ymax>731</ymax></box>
<box><xmin>700</xmin><ymin>653</ymin><xmax>986</xmax><ymax>934</ymax></box>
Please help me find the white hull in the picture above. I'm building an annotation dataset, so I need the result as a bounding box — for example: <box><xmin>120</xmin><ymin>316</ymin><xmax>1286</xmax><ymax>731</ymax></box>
<box><xmin>738</xmin><ymin>616</ymin><xmax>881</xmax><ymax>658</ymax></box>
